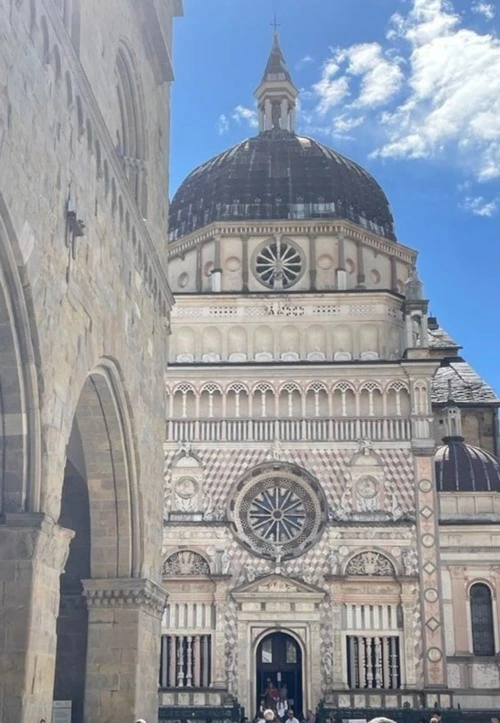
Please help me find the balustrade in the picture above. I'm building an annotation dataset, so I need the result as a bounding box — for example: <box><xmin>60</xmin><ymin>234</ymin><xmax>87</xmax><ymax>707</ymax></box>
<box><xmin>159</xmin><ymin>634</ymin><xmax>212</xmax><ymax>689</ymax></box>
<box><xmin>167</xmin><ymin>416</ymin><xmax>412</xmax><ymax>443</ymax></box>
<box><xmin>347</xmin><ymin>635</ymin><xmax>400</xmax><ymax>689</ymax></box>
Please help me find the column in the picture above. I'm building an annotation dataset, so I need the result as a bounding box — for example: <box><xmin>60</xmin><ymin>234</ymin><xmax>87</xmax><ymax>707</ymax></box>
<box><xmin>308</xmin><ymin>234</ymin><xmax>317</xmax><ymax>290</ymax></box>
<box><xmin>212</xmin><ymin>579</ymin><xmax>230</xmax><ymax>687</ymax></box>
<box><xmin>356</xmin><ymin>241</ymin><xmax>365</xmax><ymax>287</ymax></box>
<box><xmin>0</xmin><ymin>514</ymin><xmax>74</xmax><ymax>723</ymax></box>
<box><xmin>241</xmin><ymin>235</ymin><xmax>249</xmax><ymax>292</ymax></box>
<box><xmin>83</xmin><ymin>577</ymin><xmax>167</xmax><ymax>723</ymax></box>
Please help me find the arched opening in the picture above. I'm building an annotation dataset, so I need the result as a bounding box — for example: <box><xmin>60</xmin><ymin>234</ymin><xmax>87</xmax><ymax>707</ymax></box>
<box><xmin>256</xmin><ymin>631</ymin><xmax>303</xmax><ymax>719</ymax></box>
<box><xmin>116</xmin><ymin>44</ymin><xmax>148</xmax><ymax>216</ymax></box>
<box><xmin>53</xmin><ymin>363</ymin><xmax>141</xmax><ymax>722</ymax></box>
<box><xmin>470</xmin><ymin>582</ymin><xmax>495</xmax><ymax>656</ymax></box>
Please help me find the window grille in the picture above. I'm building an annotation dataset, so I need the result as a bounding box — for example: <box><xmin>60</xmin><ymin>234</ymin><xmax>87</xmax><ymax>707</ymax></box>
<box><xmin>470</xmin><ymin>583</ymin><xmax>495</xmax><ymax>656</ymax></box>
<box><xmin>159</xmin><ymin>634</ymin><xmax>212</xmax><ymax>688</ymax></box>
<box><xmin>346</xmin><ymin>635</ymin><xmax>400</xmax><ymax>689</ymax></box>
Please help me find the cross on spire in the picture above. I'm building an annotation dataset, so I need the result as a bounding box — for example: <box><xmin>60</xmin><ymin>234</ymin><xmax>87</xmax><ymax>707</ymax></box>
<box><xmin>271</xmin><ymin>9</ymin><xmax>281</xmax><ymax>34</ymax></box>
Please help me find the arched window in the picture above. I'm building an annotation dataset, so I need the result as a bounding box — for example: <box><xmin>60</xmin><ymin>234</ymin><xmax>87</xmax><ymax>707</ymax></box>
<box><xmin>470</xmin><ymin>583</ymin><xmax>495</xmax><ymax>656</ymax></box>
<box><xmin>116</xmin><ymin>45</ymin><xmax>148</xmax><ymax>217</ymax></box>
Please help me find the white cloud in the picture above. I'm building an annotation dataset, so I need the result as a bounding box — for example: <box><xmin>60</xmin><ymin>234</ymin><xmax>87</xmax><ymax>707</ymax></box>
<box><xmin>463</xmin><ymin>195</ymin><xmax>498</xmax><ymax>216</ymax></box>
<box><xmin>312</xmin><ymin>43</ymin><xmax>402</xmax><ymax>116</ymax></box>
<box><xmin>472</xmin><ymin>2</ymin><xmax>496</xmax><ymax>20</ymax></box>
<box><xmin>312</xmin><ymin>59</ymin><xmax>350</xmax><ymax>115</ymax></box>
<box><xmin>339</xmin><ymin>43</ymin><xmax>404</xmax><ymax>108</ymax></box>
<box><xmin>217</xmin><ymin>114</ymin><xmax>229</xmax><ymax>135</ymax></box>
<box><xmin>295</xmin><ymin>54</ymin><xmax>314</xmax><ymax>70</ymax></box>
<box><xmin>373</xmin><ymin>1</ymin><xmax>500</xmax><ymax>181</ymax></box>
<box><xmin>232</xmin><ymin>105</ymin><xmax>259</xmax><ymax>129</ymax></box>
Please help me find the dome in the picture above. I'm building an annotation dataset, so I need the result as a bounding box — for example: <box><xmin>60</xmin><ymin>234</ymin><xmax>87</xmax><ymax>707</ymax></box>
<box><xmin>168</xmin><ymin>129</ymin><xmax>396</xmax><ymax>242</ymax></box>
<box><xmin>435</xmin><ymin>437</ymin><xmax>500</xmax><ymax>492</ymax></box>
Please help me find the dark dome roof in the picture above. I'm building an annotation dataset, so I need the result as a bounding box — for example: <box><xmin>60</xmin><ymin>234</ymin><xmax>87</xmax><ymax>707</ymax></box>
<box><xmin>169</xmin><ymin>129</ymin><xmax>396</xmax><ymax>242</ymax></box>
<box><xmin>435</xmin><ymin>437</ymin><xmax>500</xmax><ymax>492</ymax></box>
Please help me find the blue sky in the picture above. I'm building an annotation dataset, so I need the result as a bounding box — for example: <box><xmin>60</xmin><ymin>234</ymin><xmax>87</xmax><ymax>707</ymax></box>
<box><xmin>170</xmin><ymin>0</ymin><xmax>500</xmax><ymax>393</ymax></box>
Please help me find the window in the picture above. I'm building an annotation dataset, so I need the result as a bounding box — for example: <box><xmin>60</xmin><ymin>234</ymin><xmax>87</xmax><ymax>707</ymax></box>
<box><xmin>262</xmin><ymin>638</ymin><xmax>273</xmax><ymax>663</ymax></box>
<box><xmin>347</xmin><ymin>635</ymin><xmax>400</xmax><ymax>689</ymax></box>
<box><xmin>470</xmin><ymin>583</ymin><xmax>495</xmax><ymax>656</ymax></box>
<box><xmin>159</xmin><ymin>634</ymin><xmax>212</xmax><ymax>688</ymax></box>
<box><xmin>286</xmin><ymin>640</ymin><xmax>297</xmax><ymax>664</ymax></box>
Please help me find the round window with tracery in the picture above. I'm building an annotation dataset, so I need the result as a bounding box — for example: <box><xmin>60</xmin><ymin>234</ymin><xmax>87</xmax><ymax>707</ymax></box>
<box><xmin>229</xmin><ymin>462</ymin><xmax>327</xmax><ymax>559</ymax></box>
<box><xmin>254</xmin><ymin>238</ymin><xmax>304</xmax><ymax>289</ymax></box>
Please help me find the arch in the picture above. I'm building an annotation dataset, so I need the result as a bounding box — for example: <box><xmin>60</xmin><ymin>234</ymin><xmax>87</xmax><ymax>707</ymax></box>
<box><xmin>201</xmin><ymin>326</ymin><xmax>222</xmax><ymax>361</ymax></box>
<box><xmin>53</xmin><ymin>359</ymin><xmax>142</xmax><ymax>716</ymax></box>
<box><xmin>254</xmin><ymin>627</ymin><xmax>306</xmax><ymax>717</ymax></box>
<box><xmin>172</xmin><ymin>383</ymin><xmax>197</xmax><ymax>418</ymax></box>
<box><xmin>252</xmin><ymin>382</ymin><xmax>275</xmax><ymax>419</ymax></box>
<box><xmin>228</xmin><ymin>325</ymin><xmax>247</xmax><ymax>355</ymax></box>
<box><xmin>116</xmin><ymin>42</ymin><xmax>148</xmax><ymax>215</ymax></box>
<box><xmin>469</xmin><ymin>582</ymin><xmax>495</xmax><ymax>656</ymax></box>
<box><xmin>71</xmin><ymin>359</ymin><xmax>142</xmax><ymax>577</ymax></box>
<box><xmin>278</xmin><ymin>382</ymin><xmax>302</xmax><ymax>418</ymax></box>
<box><xmin>306</xmin><ymin>324</ymin><xmax>326</xmax><ymax>356</ymax></box>
<box><xmin>386</xmin><ymin>381</ymin><xmax>411</xmax><ymax>416</ymax></box>
<box><xmin>163</xmin><ymin>549</ymin><xmax>210</xmax><ymax>576</ymax></box>
<box><xmin>0</xmin><ymin>195</ymin><xmax>42</xmax><ymax>513</ymax></box>
<box><xmin>359</xmin><ymin>381</ymin><xmax>383</xmax><ymax>417</ymax></box>
<box><xmin>332</xmin><ymin>380</ymin><xmax>356</xmax><ymax>417</ymax></box>
<box><xmin>305</xmin><ymin>382</ymin><xmax>329</xmax><ymax>417</ymax></box>
<box><xmin>344</xmin><ymin>550</ymin><xmax>397</xmax><ymax>577</ymax></box>
<box><xmin>226</xmin><ymin>382</ymin><xmax>249</xmax><ymax>419</ymax></box>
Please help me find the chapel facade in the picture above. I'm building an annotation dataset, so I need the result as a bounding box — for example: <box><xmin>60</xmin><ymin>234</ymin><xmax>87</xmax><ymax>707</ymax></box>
<box><xmin>161</xmin><ymin>36</ymin><xmax>500</xmax><ymax>716</ymax></box>
<box><xmin>0</xmin><ymin>2</ymin><xmax>182</xmax><ymax>722</ymax></box>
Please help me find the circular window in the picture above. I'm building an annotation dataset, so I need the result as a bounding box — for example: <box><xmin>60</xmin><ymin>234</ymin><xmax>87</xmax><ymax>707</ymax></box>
<box><xmin>229</xmin><ymin>462</ymin><xmax>327</xmax><ymax>559</ymax></box>
<box><xmin>254</xmin><ymin>238</ymin><xmax>304</xmax><ymax>289</ymax></box>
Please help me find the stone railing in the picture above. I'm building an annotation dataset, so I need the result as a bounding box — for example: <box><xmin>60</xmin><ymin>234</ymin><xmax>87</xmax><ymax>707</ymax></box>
<box><xmin>166</xmin><ymin>416</ymin><xmax>412</xmax><ymax>443</ymax></box>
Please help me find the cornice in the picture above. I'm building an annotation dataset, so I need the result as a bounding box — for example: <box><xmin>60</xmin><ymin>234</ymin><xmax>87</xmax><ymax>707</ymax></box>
<box><xmin>83</xmin><ymin>577</ymin><xmax>167</xmax><ymax>618</ymax></box>
<box><xmin>168</xmin><ymin>219</ymin><xmax>417</xmax><ymax>266</ymax></box>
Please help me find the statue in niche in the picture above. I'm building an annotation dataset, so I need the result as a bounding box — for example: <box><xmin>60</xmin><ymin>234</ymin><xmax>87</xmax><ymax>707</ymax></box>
<box><xmin>221</xmin><ymin>549</ymin><xmax>231</xmax><ymax>575</ymax></box>
<box><xmin>328</xmin><ymin>549</ymin><xmax>339</xmax><ymax>575</ymax></box>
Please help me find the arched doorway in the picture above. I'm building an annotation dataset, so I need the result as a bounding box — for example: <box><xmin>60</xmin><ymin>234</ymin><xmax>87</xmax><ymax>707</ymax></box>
<box><xmin>256</xmin><ymin>632</ymin><xmax>303</xmax><ymax>719</ymax></box>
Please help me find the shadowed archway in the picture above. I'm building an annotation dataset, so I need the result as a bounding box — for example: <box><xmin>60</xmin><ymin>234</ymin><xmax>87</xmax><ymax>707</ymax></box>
<box><xmin>53</xmin><ymin>361</ymin><xmax>142</xmax><ymax>722</ymax></box>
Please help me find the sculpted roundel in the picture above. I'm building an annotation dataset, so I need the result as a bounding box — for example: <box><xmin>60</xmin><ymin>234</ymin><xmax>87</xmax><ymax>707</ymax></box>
<box><xmin>229</xmin><ymin>462</ymin><xmax>327</xmax><ymax>560</ymax></box>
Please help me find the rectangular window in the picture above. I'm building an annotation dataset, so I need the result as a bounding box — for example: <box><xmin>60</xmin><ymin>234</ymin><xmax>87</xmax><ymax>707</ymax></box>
<box><xmin>159</xmin><ymin>634</ymin><xmax>212</xmax><ymax>688</ymax></box>
<box><xmin>346</xmin><ymin>635</ymin><xmax>400</xmax><ymax>689</ymax></box>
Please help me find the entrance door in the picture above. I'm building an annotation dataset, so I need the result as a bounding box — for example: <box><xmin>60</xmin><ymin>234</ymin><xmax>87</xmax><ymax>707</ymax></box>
<box><xmin>256</xmin><ymin>632</ymin><xmax>303</xmax><ymax>720</ymax></box>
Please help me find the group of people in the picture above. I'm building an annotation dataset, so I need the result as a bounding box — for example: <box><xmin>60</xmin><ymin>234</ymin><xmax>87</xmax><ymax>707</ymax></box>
<box><xmin>249</xmin><ymin>678</ymin><xmax>315</xmax><ymax>723</ymax></box>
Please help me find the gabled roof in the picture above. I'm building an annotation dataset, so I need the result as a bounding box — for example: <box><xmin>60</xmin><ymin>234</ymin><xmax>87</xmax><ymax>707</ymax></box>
<box><xmin>428</xmin><ymin>324</ymin><xmax>461</xmax><ymax>351</ymax></box>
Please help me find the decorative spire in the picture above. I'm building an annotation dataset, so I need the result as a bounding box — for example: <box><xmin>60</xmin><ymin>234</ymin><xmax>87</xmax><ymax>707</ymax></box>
<box><xmin>255</xmin><ymin>33</ymin><xmax>299</xmax><ymax>133</ymax></box>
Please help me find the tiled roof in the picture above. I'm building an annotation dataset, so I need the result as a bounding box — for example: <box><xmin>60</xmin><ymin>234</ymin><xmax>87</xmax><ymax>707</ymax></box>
<box><xmin>428</xmin><ymin>325</ymin><xmax>460</xmax><ymax>350</ymax></box>
<box><xmin>432</xmin><ymin>360</ymin><xmax>499</xmax><ymax>405</ymax></box>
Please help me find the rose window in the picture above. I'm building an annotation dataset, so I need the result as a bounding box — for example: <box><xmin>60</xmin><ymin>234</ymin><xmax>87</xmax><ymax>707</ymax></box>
<box><xmin>229</xmin><ymin>463</ymin><xmax>326</xmax><ymax>559</ymax></box>
<box><xmin>255</xmin><ymin>238</ymin><xmax>303</xmax><ymax>289</ymax></box>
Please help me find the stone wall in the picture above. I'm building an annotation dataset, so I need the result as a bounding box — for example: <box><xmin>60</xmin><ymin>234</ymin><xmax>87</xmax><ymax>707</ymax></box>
<box><xmin>0</xmin><ymin>0</ymin><xmax>182</xmax><ymax>720</ymax></box>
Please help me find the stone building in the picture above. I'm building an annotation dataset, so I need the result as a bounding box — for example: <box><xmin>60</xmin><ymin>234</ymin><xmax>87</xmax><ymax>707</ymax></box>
<box><xmin>161</xmin><ymin>36</ymin><xmax>500</xmax><ymax>716</ymax></box>
<box><xmin>0</xmin><ymin>1</ymin><xmax>182</xmax><ymax>722</ymax></box>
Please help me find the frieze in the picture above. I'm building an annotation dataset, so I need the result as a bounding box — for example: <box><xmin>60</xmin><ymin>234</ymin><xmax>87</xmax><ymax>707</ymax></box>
<box><xmin>83</xmin><ymin>578</ymin><xmax>167</xmax><ymax>618</ymax></box>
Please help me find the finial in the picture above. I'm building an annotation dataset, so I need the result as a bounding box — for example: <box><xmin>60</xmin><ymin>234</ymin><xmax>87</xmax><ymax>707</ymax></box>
<box><xmin>271</xmin><ymin>7</ymin><xmax>281</xmax><ymax>35</ymax></box>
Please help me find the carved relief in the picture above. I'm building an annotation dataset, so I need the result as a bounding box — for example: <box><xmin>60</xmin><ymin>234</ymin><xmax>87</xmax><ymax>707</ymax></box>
<box><xmin>163</xmin><ymin>550</ymin><xmax>210</xmax><ymax>576</ymax></box>
<box><xmin>345</xmin><ymin>551</ymin><xmax>396</xmax><ymax>577</ymax></box>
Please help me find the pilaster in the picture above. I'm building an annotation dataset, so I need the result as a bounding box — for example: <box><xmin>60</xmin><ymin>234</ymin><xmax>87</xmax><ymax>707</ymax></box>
<box><xmin>412</xmin><ymin>449</ymin><xmax>449</xmax><ymax>701</ymax></box>
<box><xmin>83</xmin><ymin>577</ymin><xmax>167</xmax><ymax>723</ymax></box>
<box><xmin>0</xmin><ymin>513</ymin><xmax>74</xmax><ymax>723</ymax></box>
<box><xmin>212</xmin><ymin>577</ymin><xmax>231</xmax><ymax>688</ymax></box>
